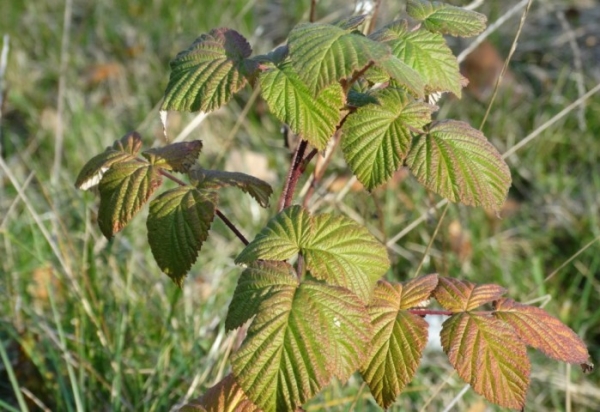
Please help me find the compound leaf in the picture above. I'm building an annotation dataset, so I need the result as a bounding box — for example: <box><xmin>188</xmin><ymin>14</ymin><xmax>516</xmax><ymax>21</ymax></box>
<box><xmin>494</xmin><ymin>298</ymin><xmax>590</xmax><ymax>364</ymax></box>
<box><xmin>226</xmin><ymin>261</ymin><xmax>298</xmax><ymax>331</ymax></box>
<box><xmin>142</xmin><ymin>140</ymin><xmax>203</xmax><ymax>173</ymax></box>
<box><xmin>341</xmin><ymin>88</ymin><xmax>436</xmax><ymax>190</ymax></box>
<box><xmin>190</xmin><ymin>167</ymin><xmax>273</xmax><ymax>208</ymax></box>
<box><xmin>406</xmin><ymin>120</ymin><xmax>511</xmax><ymax>211</ymax></box>
<box><xmin>399</xmin><ymin>274</ymin><xmax>439</xmax><ymax>309</ymax></box>
<box><xmin>162</xmin><ymin>28</ymin><xmax>252</xmax><ymax>113</ymax></box>
<box><xmin>179</xmin><ymin>374</ymin><xmax>260</xmax><ymax>412</ymax></box>
<box><xmin>259</xmin><ymin>61</ymin><xmax>344</xmax><ymax>150</ymax></box>
<box><xmin>441</xmin><ymin>312</ymin><xmax>530</xmax><ymax>410</ymax></box>
<box><xmin>288</xmin><ymin>22</ymin><xmax>390</xmax><ymax>95</ymax></box>
<box><xmin>146</xmin><ymin>186</ymin><xmax>216</xmax><ymax>286</ymax></box>
<box><xmin>236</xmin><ymin>206</ymin><xmax>390</xmax><ymax>301</ymax></box>
<box><xmin>407</xmin><ymin>0</ymin><xmax>487</xmax><ymax>38</ymax></box>
<box><xmin>360</xmin><ymin>280</ymin><xmax>431</xmax><ymax>408</ymax></box>
<box><xmin>433</xmin><ymin>276</ymin><xmax>506</xmax><ymax>312</ymax></box>
<box><xmin>98</xmin><ymin>161</ymin><xmax>162</xmax><ymax>239</ymax></box>
<box><xmin>371</xmin><ymin>21</ymin><xmax>462</xmax><ymax>97</ymax></box>
<box><xmin>75</xmin><ymin>131</ymin><xmax>142</xmax><ymax>190</ymax></box>
<box><xmin>232</xmin><ymin>280</ymin><xmax>370</xmax><ymax>412</ymax></box>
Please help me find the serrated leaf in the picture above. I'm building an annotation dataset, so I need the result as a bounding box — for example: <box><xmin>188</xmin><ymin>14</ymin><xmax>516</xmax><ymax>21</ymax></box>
<box><xmin>179</xmin><ymin>374</ymin><xmax>260</xmax><ymax>412</ymax></box>
<box><xmin>162</xmin><ymin>28</ymin><xmax>252</xmax><ymax>113</ymax></box>
<box><xmin>407</xmin><ymin>0</ymin><xmax>487</xmax><ymax>37</ymax></box>
<box><xmin>142</xmin><ymin>140</ymin><xmax>203</xmax><ymax>173</ymax></box>
<box><xmin>441</xmin><ymin>312</ymin><xmax>530</xmax><ymax>410</ymax></box>
<box><xmin>146</xmin><ymin>186</ymin><xmax>216</xmax><ymax>286</ymax></box>
<box><xmin>494</xmin><ymin>298</ymin><xmax>590</xmax><ymax>364</ymax></box>
<box><xmin>226</xmin><ymin>261</ymin><xmax>298</xmax><ymax>331</ymax></box>
<box><xmin>347</xmin><ymin>88</ymin><xmax>379</xmax><ymax>108</ymax></box>
<box><xmin>259</xmin><ymin>61</ymin><xmax>344</xmax><ymax>151</ymax></box>
<box><xmin>342</xmin><ymin>88</ymin><xmax>436</xmax><ymax>190</ymax></box>
<box><xmin>371</xmin><ymin>20</ymin><xmax>463</xmax><ymax>97</ymax></box>
<box><xmin>432</xmin><ymin>276</ymin><xmax>506</xmax><ymax>312</ymax></box>
<box><xmin>189</xmin><ymin>167</ymin><xmax>273</xmax><ymax>208</ymax></box>
<box><xmin>98</xmin><ymin>161</ymin><xmax>162</xmax><ymax>239</ymax></box>
<box><xmin>375</xmin><ymin>56</ymin><xmax>425</xmax><ymax>98</ymax></box>
<box><xmin>360</xmin><ymin>280</ymin><xmax>430</xmax><ymax>408</ymax></box>
<box><xmin>334</xmin><ymin>15</ymin><xmax>368</xmax><ymax>31</ymax></box>
<box><xmin>75</xmin><ymin>131</ymin><xmax>142</xmax><ymax>190</ymax></box>
<box><xmin>406</xmin><ymin>120</ymin><xmax>512</xmax><ymax>211</ymax></box>
<box><xmin>235</xmin><ymin>206</ymin><xmax>390</xmax><ymax>301</ymax></box>
<box><xmin>232</xmin><ymin>280</ymin><xmax>370</xmax><ymax>412</ymax></box>
<box><xmin>399</xmin><ymin>274</ymin><xmax>439</xmax><ymax>309</ymax></box>
<box><xmin>288</xmin><ymin>22</ymin><xmax>390</xmax><ymax>95</ymax></box>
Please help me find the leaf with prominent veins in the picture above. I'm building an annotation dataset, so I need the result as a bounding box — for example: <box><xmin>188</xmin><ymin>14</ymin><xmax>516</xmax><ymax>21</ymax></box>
<box><xmin>433</xmin><ymin>276</ymin><xmax>506</xmax><ymax>311</ymax></box>
<box><xmin>407</xmin><ymin>0</ymin><xmax>487</xmax><ymax>38</ymax></box>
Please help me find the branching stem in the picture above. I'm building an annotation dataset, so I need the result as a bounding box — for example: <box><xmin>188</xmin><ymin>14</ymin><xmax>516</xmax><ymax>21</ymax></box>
<box><xmin>278</xmin><ymin>139</ymin><xmax>308</xmax><ymax>211</ymax></box>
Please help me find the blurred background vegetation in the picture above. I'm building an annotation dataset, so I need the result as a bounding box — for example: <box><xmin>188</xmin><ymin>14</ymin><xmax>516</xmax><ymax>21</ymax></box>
<box><xmin>1</xmin><ymin>0</ymin><xmax>599</xmax><ymax>410</ymax></box>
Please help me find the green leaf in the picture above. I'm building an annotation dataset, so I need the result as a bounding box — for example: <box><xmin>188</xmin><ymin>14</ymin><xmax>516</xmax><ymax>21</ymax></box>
<box><xmin>432</xmin><ymin>276</ymin><xmax>506</xmax><ymax>312</ymax></box>
<box><xmin>161</xmin><ymin>28</ymin><xmax>252</xmax><ymax>113</ymax></box>
<box><xmin>190</xmin><ymin>167</ymin><xmax>273</xmax><ymax>208</ymax></box>
<box><xmin>375</xmin><ymin>56</ymin><xmax>425</xmax><ymax>98</ymax></box>
<box><xmin>347</xmin><ymin>88</ymin><xmax>379</xmax><ymax>108</ymax></box>
<box><xmin>146</xmin><ymin>186</ymin><xmax>216</xmax><ymax>286</ymax></box>
<box><xmin>235</xmin><ymin>206</ymin><xmax>390</xmax><ymax>301</ymax></box>
<box><xmin>288</xmin><ymin>22</ymin><xmax>390</xmax><ymax>95</ymax></box>
<box><xmin>406</xmin><ymin>120</ymin><xmax>512</xmax><ymax>211</ymax></box>
<box><xmin>441</xmin><ymin>313</ymin><xmax>530</xmax><ymax>410</ymax></box>
<box><xmin>75</xmin><ymin>131</ymin><xmax>142</xmax><ymax>190</ymax></box>
<box><xmin>371</xmin><ymin>20</ymin><xmax>463</xmax><ymax>97</ymax></box>
<box><xmin>406</xmin><ymin>0</ymin><xmax>487</xmax><ymax>38</ymax></box>
<box><xmin>98</xmin><ymin>161</ymin><xmax>162</xmax><ymax>239</ymax></box>
<box><xmin>259</xmin><ymin>61</ymin><xmax>343</xmax><ymax>151</ymax></box>
<box><xmin>334</xmin><ymin>15</ymin><xmax>368</xmax><ymax>31</ymax></box>
<box><xmin>226</xmin><ymin>261</ymin><xmax>298</xmax><ymax>331</ymax></box>
<box><xmin>494</xmin><ymin>298</ymin><xmax>591</xmax><ymax>364</ymax></box>
<box><xmin>142</xmin><ymin>140</ymin><xmax>203</xmax><ymax>173</ymax></box>
<box><xmin>179</xmin><ymin>374</ymin><xmax>260</xmax><ymax>412</ymax></box>
<box><xmin>360</xmin><ymin>278</ymin><xmax>435</xmax><ymax>408</ymax></box>
<box><xmin>232</xmin><ymin>280</ymin><xmax>370</xmax><ymax>412</ymax></box>
<box><xmin>342</xmin><ymin>88</ymin><xmax>436</xmax><ymax>190</ymax></box>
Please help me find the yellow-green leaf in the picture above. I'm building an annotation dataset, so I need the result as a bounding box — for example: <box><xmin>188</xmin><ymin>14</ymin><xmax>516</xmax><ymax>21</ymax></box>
<box><xmin>178</xmin><ymin>374</ymin><xmax>260</xmax><ymax>412</ymax></box>
<box><xmin>407</xmin><ymin>0</ymin><xmax>487</xmax><ymax>37</ymax></box>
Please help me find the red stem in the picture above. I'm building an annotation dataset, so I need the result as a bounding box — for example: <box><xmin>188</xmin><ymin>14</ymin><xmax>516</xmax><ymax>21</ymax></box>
<box><xmin>278</xmin><ymin>139</ymin><xmax>308</xmax><ymax>211</ymax></box>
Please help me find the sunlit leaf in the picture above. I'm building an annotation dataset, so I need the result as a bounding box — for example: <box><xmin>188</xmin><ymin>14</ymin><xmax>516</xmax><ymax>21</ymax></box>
<box><xmin>142</xmin><ymin>140</ymin><xmax>203</xmax><ymax>173</ymax></box>
<box><xmin>179</xmin><ymin>374</ymin><xmax>260</xmax><ymax>412</ymax></box>
<box><xmin>190</xmin><ymin>167</ymin><xmax>273</xmax><ymax>208</ymax></box>
<box><xmin>441</xmin><ymin>312</ymin><xmax>530</xmax><ymax>409</ymax></box>
<box><xmin>494</xmin><ymin>298</ymin><xmax>590</xmax><ymax>364</ymax></box>
<box><xmin>235</xmin><ymin>206</ymin><xmax>390</xmax><ymax>301</ymax></box>
<box><xmin>146</xmin><ymin>186</ymin><xmax>216</xmax><ymax>286</ymax></box>
<box><xmin>259</xmin><ymin>61</ymin><xmax>344</xmax><ymax>150</ymax></box>
<box><xmin>432</xmin><ymin>276</ymin><xmax>506</xmax><ymax>311</ymax></box>
<box><xmin>398</xmin><ymin>274</ymin><xmax>439</xmax><ymax>309</ymax></box>
<box><xmin>226</xmin><ymin>261</ymin><xmax>298</xmax><ymax>331</ymax></box>
<box><xmin>406</xmin><ymin>120</ymin><xmax>511</xmax><ymax>211</ymax></box>
<box><xmin>371</xmin><ymin>20</ymin><xmax>463</xmax><ymax>97</ymax></box>
<box><xmin>75</xmin><ymin>131</ymin><xmax>142</xmax><ymax>190</ymax></box>
<box><xmin>360</xmin><ymin>279</ymin><xmax>432</xmax><ymax>408</ymax></box>
<box><xmin>98</xmin><ymin>161</ymin><xmax>162</xmax><ymax>239</ymax></box>
<box><xmin>232</xmin><ymin>280</ymin><xmax>370</xmax><ymax>412</ymax></box>
<box><xmin>375</xmin><ymin>56</ymin><xmax>425</xmax><ymax>98</ymax></box>
<box><xmin>162</xmin><ymin>28</ymin><xmax>252</xmax><ymax>113</ymax></box>
<box><xmin>407</xmin><ymin>0</ymin><xmax>487</xmax><ymax>38</ymax></box>
<box><xmin>288</xmin><ymin>22</ymin><xmax>390</xmax><ymax>95</ymax></box>
<box><xmin>341</xmin><ymin>87</ymin><xmax>436</xmax><ymax>190</ymax></box>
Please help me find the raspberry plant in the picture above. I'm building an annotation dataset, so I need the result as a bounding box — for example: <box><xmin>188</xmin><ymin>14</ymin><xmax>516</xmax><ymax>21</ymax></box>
<box><xmin>75</xmin><ymin>1</ymin><xmax>592</xmax><ymax>410</ymax></box>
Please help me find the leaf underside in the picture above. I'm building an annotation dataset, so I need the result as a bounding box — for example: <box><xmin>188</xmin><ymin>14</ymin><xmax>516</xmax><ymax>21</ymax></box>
<box><xmin>441</xmin><ymin>312</ymin><xmax>530</xmax><ymax>410</ymax></box>
<box><xmin>231</xmin><ymin>276</ymin><xmax>370</xmax><ymax>412</ymax></box>
<box><xmin>406</xmin><ymin>120</ymin><xmax>511</xmax><ymax>211</ymax></box>
<box><xmin>98</xmin><ymin>161</ymin><xmax>162</xmax><ymax>239</ymax></box>
<box><xmin>406</xmin><ymin>0</ymin><xmax>487</xmax><ymax>37</ymax></box>
<box><xmin>146</xmin><ymin>186</ymin><xmax>216</xmax><ymax>286</ymax></box>
<box><xmin>341</xmin><ymin>87</ymin><xmax>436</xmax><ymax>190</ymax></box>
<box><xmin>235</xmin><ymin>205</ymin><xmax>390</xmax><ymax>301</ymax></box>
<box><xmin>190</xmin><ymin>167</ymin><xmax>273</xmax><ymax>208</ymax></box>
<box><xmin>142</xmin><ymin>140</ymin><xmax>203</xmax><ymax>173</ymax></box>
<box><xmin>162</xmin><ymin>28</ymin><xmax>252</xmax><ymax>113</ymax></box>
<box><xmin>494</xmin><ymin>298</ymin><xmax>590</xmax><ymax>364</ymax></box>
<box><xmin>259</xmin><ymin>61</ymin><xmax>344</xmax><ymax>151</ymax></box>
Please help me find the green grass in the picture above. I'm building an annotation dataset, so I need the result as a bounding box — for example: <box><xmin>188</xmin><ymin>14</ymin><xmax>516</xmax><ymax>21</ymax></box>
<box><xmin>1</xmin><ymin>1</ymin><xmax>600</xmax><ymax>411</ymax></box>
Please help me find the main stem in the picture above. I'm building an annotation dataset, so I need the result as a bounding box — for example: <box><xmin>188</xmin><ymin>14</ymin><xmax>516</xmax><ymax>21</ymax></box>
<box><xmin>278</xmin><ymin>139</ymin><xmax>308</xmax><ymax>211</ymax></box>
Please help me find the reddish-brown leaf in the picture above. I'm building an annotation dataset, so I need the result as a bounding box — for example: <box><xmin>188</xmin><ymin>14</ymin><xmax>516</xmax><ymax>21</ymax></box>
<box><xmin>399</xmin><ymin>273</ymin><xmax>438</xmax><ymax>309</ymax></box>
<box><xmin>178</xmin><ymin>374</ymin><xmax>260</xmax><ymax>412</ymax></box>
<box><xmin>441</xmin><ymin>312</ymin><xmax>530</xmax><ymax>410</ymax></box>
<box><xmin>433</xmin><ymin>276</ymin><xmax>505</xmax><ymax>311</ymax></box>
<box><xmin>493</xmin><ymin>298</ymin><xmax>590</xmax><ymax>364</ymax></box>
